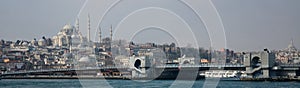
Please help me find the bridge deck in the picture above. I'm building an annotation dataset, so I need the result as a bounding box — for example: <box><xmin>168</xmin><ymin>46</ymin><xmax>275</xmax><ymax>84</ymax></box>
<box><xmin>1</xmin><ymin>64</ymin><xmax>245</xmax><ymax>75</ymax></box>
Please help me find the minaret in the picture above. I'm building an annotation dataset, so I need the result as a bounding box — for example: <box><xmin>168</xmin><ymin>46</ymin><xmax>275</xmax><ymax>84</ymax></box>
<box><xmin>70</xmin><ymin>18</ymin><xmax>79</xmax><ymax>54</ymax></box>
<box><xmin>98</xmin><ymin>27</ymin><xmax>102</xmax><ymax>43</ymax></box>
<box><xmin>75</xmin><ymin>18</ymin><xmax>79</xmax><ymax>33</ymax></box>
<box><xmin>87</xmin><ymin>14</ymin><xmax>91</xmax><ymax>42</ymax></box>
<box><xmin>110</xmin><ymin>25</ymin><xmax>113</xmax><ymax>41</ymax></box>
<box><xmin>288</xmin><ymin>38</ymin><xmax>294</xmax><ymax>48</ymax></box>
<box><xmin>287</xmin><ymin>38</ymin><xmax>297</xmax><ymax>51</ymax></box>
<box><xmin>291</xmin><ymin>39</ymin><xmax>294</xmax><ymax>46</ymax></box>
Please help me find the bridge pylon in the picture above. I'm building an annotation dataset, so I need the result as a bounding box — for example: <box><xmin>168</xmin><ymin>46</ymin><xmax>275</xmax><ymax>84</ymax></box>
<box><xmin>243</xmin><ymin>50</ymin><xmax>276</xmax><ymax>78</ymax></box>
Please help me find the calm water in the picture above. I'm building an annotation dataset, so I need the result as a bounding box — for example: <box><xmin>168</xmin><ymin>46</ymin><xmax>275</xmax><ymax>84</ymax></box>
<box><xmin>0</xmin><ymin>79</ymin><xmax>299</xmax><ymax>88</ymax></box>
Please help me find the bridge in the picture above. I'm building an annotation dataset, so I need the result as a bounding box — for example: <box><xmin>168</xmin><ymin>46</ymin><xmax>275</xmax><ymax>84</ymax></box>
<box><xmin>2</xmin><ymin>64</ymin><xmax>299</xmax><ymax>75</ymax></box>
<box><xmin>0</xmin><ymin>64</ymin><xmax>245</xmax><ymax>77</ymax></box>
<box><xmin>1</xmin><ymin>63</ymin><xmax>300</xmax><ymax>79</ymax></box>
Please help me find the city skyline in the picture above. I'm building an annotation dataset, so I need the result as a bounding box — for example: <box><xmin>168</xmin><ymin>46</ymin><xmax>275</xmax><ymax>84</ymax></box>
<box><xmin>1</xmin><ymin>1</ymin><xmax>300</xmax><ymax>87</ymax></box>
<box><xmin>0</xmin><ymin>0</ymin><xmax>299</xmax><ymax>52</ymax></box>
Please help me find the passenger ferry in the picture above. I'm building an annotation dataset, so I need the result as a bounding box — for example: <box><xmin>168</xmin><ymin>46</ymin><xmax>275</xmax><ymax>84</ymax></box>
<box><xmin>200</xmin><ymin>70</ymin><xmax>243</xmax><ymax>80</ymax></box>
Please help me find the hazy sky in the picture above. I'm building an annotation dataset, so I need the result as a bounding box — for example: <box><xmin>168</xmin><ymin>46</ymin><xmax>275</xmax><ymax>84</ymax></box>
<box><xmin>0</xmin><ymin>0</ymin><xmax>299</xmax><ymax>51</ymax></box>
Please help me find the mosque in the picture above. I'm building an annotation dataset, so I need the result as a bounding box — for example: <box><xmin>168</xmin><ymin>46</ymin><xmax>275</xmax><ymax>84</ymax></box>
<box><xmin>51</xmin><ymin>16</ymin><xmax>103</xmax><ymax>48</ymax></box>
<box><xmin>50</xmin><ymin>15</ymin><xmax>115</xmax><ymax>67</ymax></box>
<box><xmin>51</xmin><ymin>14</ymin><xmax>114</xmax><ymax>50</ymax></box>
<box><xmin>52</xmin><ymin>18</ymin><xmax>89</xmax><ymax>48</ymax></box>
<box><xmin>285</xmin><ymin>39</ymin><xmax>298</xmax><ymax>52</ymax></box>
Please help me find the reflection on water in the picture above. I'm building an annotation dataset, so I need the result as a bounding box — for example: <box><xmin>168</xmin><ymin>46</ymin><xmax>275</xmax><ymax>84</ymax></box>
<box><xmin>1</xmin><ymin>79</ymin><xmax>300</xmax><ymax>88</ymax></box>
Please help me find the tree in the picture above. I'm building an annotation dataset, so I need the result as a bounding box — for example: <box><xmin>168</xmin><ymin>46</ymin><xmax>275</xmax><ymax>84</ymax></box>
<box><xmin>47</xmin><ymin>38</ymin><xmax>53</xmax><ymax>46</ymax></box>
<box><xmin>15</xmin><ymin>40</ymin><xmax>21</xmax><ymax>45</ymax></box>
<box><xmin>33</xmin><ymin>38</ymin><xmax>38</xmax><ymax>46</ymax></box>
<box><xmin>42</xmin><ymin>36</ymin><xmax>46</xmax><ymax>40</ymax></box>
<box><xmin>170</xmin><ymin>43</ymin><xmax>176</xmax><ymax>47</ymax></box>
<box><xmin>130</xmin><ymin>41</ymin><xmax>135</xmax><ymax>45</ymax></box>
<box><xmin>1</xmin><ymin>39</ymin><xmax>4</xmax><ymax>44</ymax></box>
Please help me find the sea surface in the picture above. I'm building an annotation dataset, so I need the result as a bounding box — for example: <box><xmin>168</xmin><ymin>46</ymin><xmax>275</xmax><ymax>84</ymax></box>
<box><xmin>0</xmin><ymin>79</ymin><xmax>299</xmax><ymax>88</ymax></box>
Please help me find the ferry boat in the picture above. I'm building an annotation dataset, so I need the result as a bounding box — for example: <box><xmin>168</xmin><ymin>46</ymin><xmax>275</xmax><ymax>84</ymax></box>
<box><xmin>200</xmin><ymin>70</ymin><xmax>242</xmax><ymax>81</ymax></box>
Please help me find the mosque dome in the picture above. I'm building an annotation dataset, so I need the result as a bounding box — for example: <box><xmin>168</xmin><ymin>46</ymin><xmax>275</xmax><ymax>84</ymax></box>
<box><xmin>22</xmin><ymin>42</ymin><xmax>28</xmax><ymax>46</ymax></box>
<box><xmin>39</xmin><ymin>39</ymin><xmax>45</xmax><ymax>42</ymax></box>
<box><xmin>63</xmin><ymin>53</ymin><xmax>72</xmax><ymax>58</ymax></box>
<box><xmin>71</xmin><ymin>34</ymin><xmax>80</xmax><ymax>38</ymax></box>
<box><xmin>78</xmin><ymin>56</ymin><xmax>89</xmax><ymax>62</ymax></box>
<box><xmin>71</xmin><ymin>31</ymin><xmax>82</xmax><ymax>47</ymax></box>
<box><xmin>78</xmin><ymin>56</ymin><xmax>96</xmax><ymax>63</ymax></box>
<box><xmin>63</xmin><ymin>24</ymin><xmax>74</xmax><ymax>30</ymax></box>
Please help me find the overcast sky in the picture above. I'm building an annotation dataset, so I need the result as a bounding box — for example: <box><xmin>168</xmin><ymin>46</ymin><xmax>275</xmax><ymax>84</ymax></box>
<box><xmin>0</xmin><ymin>0</ymin><xmax>299</xmax><ymax>51</ymax></box>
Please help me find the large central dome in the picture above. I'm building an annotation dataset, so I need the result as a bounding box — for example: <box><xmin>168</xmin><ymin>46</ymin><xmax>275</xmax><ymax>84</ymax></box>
<box><xmin>63</xmin><ymin>24</ymin><xmax>74</xmax><ymax>30</ymax></box>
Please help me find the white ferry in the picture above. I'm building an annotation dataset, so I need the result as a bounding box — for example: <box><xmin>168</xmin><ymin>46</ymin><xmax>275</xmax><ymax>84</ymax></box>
<box><xmin>200</xmin><ymin>70</ymin><xmax>243</xmax><ymax>80</ymax></box>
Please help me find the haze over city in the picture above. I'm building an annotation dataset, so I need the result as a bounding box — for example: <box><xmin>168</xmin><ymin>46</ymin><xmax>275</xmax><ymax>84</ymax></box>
<box><xmin>2</xmin><ymin>1</ymin><xmax>300</xmax><ymax>88</ymax></box>
<box><xmin>0</xmin><ymin>0</ymin><xmax>299</xmax><ymax>51</ymax></box>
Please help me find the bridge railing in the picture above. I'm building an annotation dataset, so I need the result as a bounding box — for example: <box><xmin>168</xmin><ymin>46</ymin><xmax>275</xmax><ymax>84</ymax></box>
<box><xmin>156</xmin><ymin>64</ymin><xmax>245</xmax><ymax>68</ymax></box>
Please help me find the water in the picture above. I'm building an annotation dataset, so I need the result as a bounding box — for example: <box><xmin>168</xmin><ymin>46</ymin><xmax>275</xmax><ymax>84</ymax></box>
<box><xmin>0</xmin><ymin>79</ymin><xmax>300</xmax><ymax>88</ymax></box>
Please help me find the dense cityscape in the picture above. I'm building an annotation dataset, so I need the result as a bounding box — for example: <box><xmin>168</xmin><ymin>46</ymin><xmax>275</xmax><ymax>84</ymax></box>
<box><xmin>2</xmin><ymin>0</ymin><xmax>300</xmax><ymax>88</ymax></box>
<box><xmin>0</xmin><ymin>17</ymin><xmax>299</xmax><ymax>77</ymax></box>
